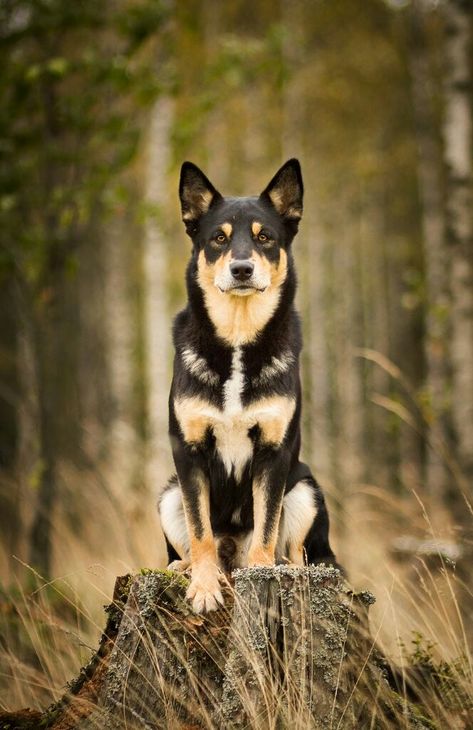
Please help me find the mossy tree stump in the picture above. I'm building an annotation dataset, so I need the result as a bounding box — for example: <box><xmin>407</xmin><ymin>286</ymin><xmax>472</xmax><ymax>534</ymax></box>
<box><xmin>2</xmin><ymin>566</ymin><xmax>435</xmax><ymax>729</ymax></box>
<box><xmin>83</xmin><ymin>565</ymin><xmax>378</xmax><ymax>729</ymax></box>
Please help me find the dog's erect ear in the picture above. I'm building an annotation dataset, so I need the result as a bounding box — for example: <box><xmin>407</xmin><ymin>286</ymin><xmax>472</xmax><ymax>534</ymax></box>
<box><xmin>179</xmin><ymin>162</ymin><xmax>222</xmax><ymax>232</ymax></box>
<box><xmin>260</xmin><ymin>159</ymin><xmax>303</xmax><ymax>221</ymax></box>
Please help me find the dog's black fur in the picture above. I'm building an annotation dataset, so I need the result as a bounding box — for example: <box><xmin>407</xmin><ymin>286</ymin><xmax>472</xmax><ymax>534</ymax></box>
<box><xmin>159</xmin><ymin>159</ymin><xmax>337</xmax><ymax>613</ymax></box>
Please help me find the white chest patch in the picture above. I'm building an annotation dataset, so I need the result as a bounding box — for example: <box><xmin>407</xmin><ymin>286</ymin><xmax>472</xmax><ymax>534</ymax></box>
<box><xmin>218</xmin><ymin>347</ymin><xmax>251</xmax><ymax>478</ymax></box>
<box><xmin>223</xmin><ymin>347</ymin><xmax>244</xmax><ymax>414</ymax></box>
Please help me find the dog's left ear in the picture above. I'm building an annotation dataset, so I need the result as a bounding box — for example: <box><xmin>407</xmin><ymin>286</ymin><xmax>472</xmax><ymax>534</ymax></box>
<box><xmin>260</xmin><ymin>159</ymin><xmax>303</xmax><ymax>221</ymax></box>
<box><xmin>179</xmin><ymin>162</ymin><xmax>222</xmax><ymax>234</ymax></box>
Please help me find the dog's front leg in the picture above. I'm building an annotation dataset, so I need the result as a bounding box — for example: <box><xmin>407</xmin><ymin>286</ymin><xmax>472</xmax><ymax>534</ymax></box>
<box><xmin>247</xmin><ymin>452</ymin><xmax>289</xmax><ymax>567</ymax></box>
<box><xmin>173</xmin><ymin>448</ymin><xmax>223</xmax><ymax>613</ymax></box>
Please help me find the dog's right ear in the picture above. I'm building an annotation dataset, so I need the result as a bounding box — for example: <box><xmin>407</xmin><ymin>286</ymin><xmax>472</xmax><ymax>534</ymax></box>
<box><xmin>179</xmin><ymin>162</ymin><xmax>222</xmax><ymax>234</ymax></box>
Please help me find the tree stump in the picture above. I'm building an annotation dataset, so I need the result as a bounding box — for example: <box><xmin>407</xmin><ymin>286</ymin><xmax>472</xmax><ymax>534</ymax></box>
<box><xmin>2</xmin><ymin>566</ymin><xmax>434</xmax><ymax>729</ymax></box>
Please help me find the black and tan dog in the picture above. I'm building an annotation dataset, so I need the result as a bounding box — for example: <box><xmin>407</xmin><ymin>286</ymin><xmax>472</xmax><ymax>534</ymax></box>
<box><xmin>158</xmin><ymin>159</ymin><xmax>337</xmax><ymax>613</ymax></box>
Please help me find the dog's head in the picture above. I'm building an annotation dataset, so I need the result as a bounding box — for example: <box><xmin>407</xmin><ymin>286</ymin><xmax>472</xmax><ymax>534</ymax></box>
<box><xmin>179</xmin><ymin>159</ymin><xmax>303</xmax><ymax>299</ymax></box>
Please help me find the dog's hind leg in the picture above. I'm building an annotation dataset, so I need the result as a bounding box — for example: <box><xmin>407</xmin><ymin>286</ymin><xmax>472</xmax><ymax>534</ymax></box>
<box><xmin>278</xmin><ymin>463</ymin><xmax>339</xmax><ymax>568</ymax></box>
<box><xmin>158</xmin><ymin>476</ymin><xmax>191</xmax><ymax>572</ymax></box>
<box><xmin>303</xmin><ymin>476</ymin><xmax>339</xmax><ymax>567</ymax></box>
<box><xmin>277</xmin><ymin>478</ymin><xmax>318</xmax><ymax>565</ymax></box>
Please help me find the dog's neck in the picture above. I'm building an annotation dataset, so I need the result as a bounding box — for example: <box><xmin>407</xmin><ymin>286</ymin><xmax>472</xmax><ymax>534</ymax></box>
<box><xmin>186</xmin><ymin>256</ymin><xmax>296</xmax><ymax>349</ymax></box>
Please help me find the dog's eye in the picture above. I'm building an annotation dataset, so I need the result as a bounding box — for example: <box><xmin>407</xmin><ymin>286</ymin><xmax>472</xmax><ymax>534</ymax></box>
<box><xmin>258</xmin><ymin>232</ymin><xmax>272</xmax><ymax>244</ymax></box>
<box><xmin>215</xmin><ymin>233</ymin><xmax>227</xmax><ymax>243</ymax></box>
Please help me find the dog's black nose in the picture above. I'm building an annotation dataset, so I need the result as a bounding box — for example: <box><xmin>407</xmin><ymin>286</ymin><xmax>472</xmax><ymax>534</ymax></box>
<box><xmin>230</xmin><ymin>260</ymin><xmax>254</xmax><ymax>281</ymax></box>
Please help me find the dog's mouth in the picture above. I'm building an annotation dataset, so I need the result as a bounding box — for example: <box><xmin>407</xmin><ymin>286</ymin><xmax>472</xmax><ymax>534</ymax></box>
<box><xmin>218</xmin><ymin>284</ymin><xmax>267</xmax><ymax>295</ymax></box>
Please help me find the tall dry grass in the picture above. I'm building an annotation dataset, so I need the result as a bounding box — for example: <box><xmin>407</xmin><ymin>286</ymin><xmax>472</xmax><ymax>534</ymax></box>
<box><xmin>0</xmin><ymin>354</ymin><xmax>471</xmax><ymax>725</ymax></box>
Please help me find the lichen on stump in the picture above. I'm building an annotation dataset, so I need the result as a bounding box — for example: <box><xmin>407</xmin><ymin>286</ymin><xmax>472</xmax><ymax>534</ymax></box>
<box><xmin>83</xmin><ymin>569</ymin><xmax>233</xmax><ymax>729</ymax></box>
<box><xmin>219</xmin><ymin>565</ymin><xmax>375</xmax><ymax>728</ymax></box>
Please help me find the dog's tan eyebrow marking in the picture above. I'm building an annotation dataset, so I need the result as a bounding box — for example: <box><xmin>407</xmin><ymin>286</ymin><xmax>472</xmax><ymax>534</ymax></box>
<box><xmin>252</xmin><ymin>221</ymin><xmax>263</xmax><ymax>236</ymax></box>
<box><xmin>220</xmin><ymin>222</ymin><xmax>232</xmax><ymax>238</ymax></box>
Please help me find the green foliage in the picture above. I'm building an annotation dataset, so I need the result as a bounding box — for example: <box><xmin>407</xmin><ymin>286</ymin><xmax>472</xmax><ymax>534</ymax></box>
<box><xmin>0</xmin><ymin>0</ymin><xmax>169</xmax><ymax>292</ymax></box>
<box><xmin>402</xmin><ymin>633</ymin><xmax>473</xmax><ymax>718</ymax></box>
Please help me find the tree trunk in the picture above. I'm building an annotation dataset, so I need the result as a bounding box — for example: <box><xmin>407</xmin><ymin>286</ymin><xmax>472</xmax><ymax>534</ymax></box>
<box><xmin>408</xmin><ymin>1</ymin><xmax>451</xmax><ymax>505</ymax></box>
<box><xmin>305</xmin><ymin>175</ymin><xmax>332</xmax><ymax>482</ymax></box>
<box><xmin>360</xmin><ymin>197</ymin><xmax>396</xmax><ymax>491</ymax></box>
<box><xmin>442</xmin><ymin>0</ymin><xmax>473</xmax><ymax>493</ymax></box>
<box><xmin>77</xmin><ymin>224</ymin><xmax>114</xmax><ymax>463</ymax></box>
<box><xmin>0</xmin><ymin>274</ymin><xmax>22</xmax><ymax>565</ymax></box>
<box><xmin>28</xmin><ymin>267</ymin><xmax>83</xmax><ymax>577</ymax></box>
<box><xmin>102</xmin><ymin>213</ymin><xmax>138</xmax><ymax>495</ymax></box>
<box><xmin>28</xmin><ymin>298</ymin><xmax>61</xmax><ymax>578</ymax></box>
<box><xmin>143</xmin><ymin>97</ymin><xmax>174</xmax><ymax>491</ymax></box>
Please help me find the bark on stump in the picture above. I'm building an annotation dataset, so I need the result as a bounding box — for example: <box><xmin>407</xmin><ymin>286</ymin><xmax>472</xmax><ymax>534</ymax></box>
<box><xmin>4</xmin><ymin>566</ymin><xmax>431</xmax><ymax>729</ymax></box>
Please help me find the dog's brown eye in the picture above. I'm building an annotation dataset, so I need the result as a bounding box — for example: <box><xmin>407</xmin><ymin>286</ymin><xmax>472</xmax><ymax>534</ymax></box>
<box><xmin>215</xmin><ymin>233</ymin><xmax>226</xmax><ymax>243</ymax></box>
<box><xmin>258</xmin><ymin>232</ymin><xmax>271</xmax><ymax>243</ymax></box>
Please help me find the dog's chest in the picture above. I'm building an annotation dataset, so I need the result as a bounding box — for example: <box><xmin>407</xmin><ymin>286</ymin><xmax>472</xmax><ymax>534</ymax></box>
<box><xmin>215</xmin><ymin>348</ymin><xmax>252</xmax><ymax>478</ymax></box>
<box><xmin>174</xmin><ymin>347</ymin><xmax>295</xmax><ymax>480</ymax></box>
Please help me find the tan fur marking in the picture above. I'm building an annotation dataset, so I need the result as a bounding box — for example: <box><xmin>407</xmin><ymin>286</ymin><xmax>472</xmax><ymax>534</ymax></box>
<box><xmin>251</xmin><ymin>221</ymin><xmax>263</xmax><ymax>236</ymax></box>
<box><xmin>199</xmin><ymin>248</ymin><xmax>231</xmax><ymax>284</ymax></box>
<box><xmin>174</xmin><ymin>397</ymin><xmax>210</xmax><ymax>443</ymax></box>
<box><xmin>197</xmin><ymin>249</ymin><xmax>288</xmax><ymax>345</ymax></box>
<box><xmin>181</xmin><ymin>472</ymin><xmax>213</xmax><ymax>542</ymax></box>
<box><xmin>256</xmin><ymin>393</ymin><xmax>296</xmax><ymax>445</ymax></box>
<box><xmin>178</xmin><ymin>469</ymin><xmax>223</xmax><ymax>613</ymax></box>
<box><xmin>272</xmin><ymin>248</ymin><xmax>288</xmax><ymax>287</ymax></box>
<box><xmin>247</xmin><ymin>546</ymin><xmax>276</xmax><ymax>566</ymax></box>
<box><xmin>183</xmin><ymin>480</ymin><xmax>216</xmax><ymax>565</ymax></box>
<box><xmin>247</xmin><ymin>477</ymin><xmax>281</xmax><ymax>567</ymax></box>
<box><xmin>174</xmin><ymin>393</ymin><xmax>295</xmax><ymax>447</ymax></box>
<box><xmin>190</xmin><ymin>535</ymin><xmax>216</xmax><ymax>563</ymax></box>
<box><xmin>220</xmin><ymin>222</ymin><xmax>232</xmax><ymax>238</ymax></box>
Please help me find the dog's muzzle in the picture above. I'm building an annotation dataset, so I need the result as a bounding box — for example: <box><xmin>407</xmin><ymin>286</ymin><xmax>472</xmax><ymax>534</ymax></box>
<box><xmin>216</xmin><ymin>258</ymin><xmax>268</xmax><ymax>294</ymax></box>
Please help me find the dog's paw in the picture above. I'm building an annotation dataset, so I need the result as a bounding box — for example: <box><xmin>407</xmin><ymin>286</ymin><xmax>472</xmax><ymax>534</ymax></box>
<box><xmin>167</xmin><ymin>559</ymin><xmax>190</xmax><ymax>573</ymax></box>
<box><xmin>186</xmin><ymin>561</ymin><xmax>224</xmax><ymax>613</ymax></box>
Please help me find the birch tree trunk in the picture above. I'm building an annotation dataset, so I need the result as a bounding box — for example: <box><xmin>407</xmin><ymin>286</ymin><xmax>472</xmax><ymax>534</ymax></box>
<box><xmin>408</xmin><ymin>1</ymin><xmax>451</xmax><ymax>504</ymax></box>
<box><xmin>442</xmin><ymin>0</ymin><xmax>473</xmax><ymax>490</ymax></box>
<box><xmin>103</xmin><ymin>215</ymin><xmax>137</xmax><ymax>495</ymax></box>
<box><xmin>333</xmin><ymin>197</ymin><xmax>365</xmax><ymax>492</ymax></box>
<box><xmin>280</xmin><ymin>0</ymin><xmax>314</xmax><ymax>466</ymax></box>
<box><xmin>360</xmin><ymin>197</ymin><xmax>393</xmax><ymax>490</ymax></box>
<box><xmin>143</xmin><ymin>97</ymin><xmax>174</xmax><ymax>492</ymax></box>
<box><xmin>306</xmin><ymin>169</ymin><xmax>332</xmax><ymax>481</ymax></box>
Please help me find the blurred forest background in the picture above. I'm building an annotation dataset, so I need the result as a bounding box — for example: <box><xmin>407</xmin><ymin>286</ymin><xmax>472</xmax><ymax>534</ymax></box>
<box><xmin>1</xmin><ymin>0</ymin><xmax>472</xmax><ymax>711</ymax></box>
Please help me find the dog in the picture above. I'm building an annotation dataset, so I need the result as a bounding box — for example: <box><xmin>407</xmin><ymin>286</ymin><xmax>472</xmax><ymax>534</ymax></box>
<box><xmin>158</xmin><ymin>159</ymin><xmax>337</xmax><ymax>613</ymax></box>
